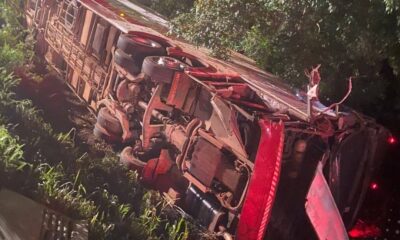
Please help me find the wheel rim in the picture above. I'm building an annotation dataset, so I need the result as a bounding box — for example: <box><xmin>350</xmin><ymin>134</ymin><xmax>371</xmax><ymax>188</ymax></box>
<box><xmin>155</xmin><ymin>56</ymin><xmax>183</xmax><ymax>69</ymax></box>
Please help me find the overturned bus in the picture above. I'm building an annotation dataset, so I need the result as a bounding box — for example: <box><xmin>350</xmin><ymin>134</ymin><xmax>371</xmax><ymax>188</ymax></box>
<box><xmin>21</xmin><ymin>0</ymin><xmax>390</xmax><ymax>239</ymax></box>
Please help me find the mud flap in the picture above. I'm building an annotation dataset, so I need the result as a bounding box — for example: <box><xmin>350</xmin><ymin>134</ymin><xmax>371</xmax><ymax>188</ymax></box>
<box><xmin>305</xmin><ymin>162</ymin><xmax>349</xmax><ymax>240</ymax></box>
<box><xmin>236</xmin><ymin>119</ymin><xmax>284</xmax><ymax>240</ymax></box>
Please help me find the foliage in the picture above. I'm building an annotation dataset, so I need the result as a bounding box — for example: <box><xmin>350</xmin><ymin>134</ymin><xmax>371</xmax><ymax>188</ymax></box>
<box><xmin>172</xmin><ymin>0</ymin><xmax>260</xmax><ymax>58</ymax></box>
<box><xmin>133</xmin><ymin>0</ymin><xmax>194</xmax><ymax>18</ymax></box>
<box><xmin>0</xmin><ymin>2</ymin><xmax>32</xmax><ymax>68</ymax></box>
<box><xmin>170</xmin><ymin>0</ymin><xmax>400</xmax><ymax>132</ymax></box>
<box><xmin>166</xmin><ymin>218</ymin><xmax>190</xmax><ymax>240</ymax></box>
<box><xmin>0</xmin><ymin>126</ymin><xmax>25</xmax><ymax>170</ymax></box>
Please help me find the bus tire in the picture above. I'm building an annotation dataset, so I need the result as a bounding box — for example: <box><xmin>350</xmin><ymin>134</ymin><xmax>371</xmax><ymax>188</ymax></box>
<box><xmin>96</xmin><ymin>107</ymin><xmax>123</xmax><ymax>135</ymax></box>
<box><xmin>114</xmin><ymin>49</ymin><xmax>141</xmax><ymax>76</ymax></box>
<box><xmin>93</xmin><ymin>124</ymin><xmax>120</xmax><ymax>143</ymax></box>
<box><xmin>117</xmin><ymin>34</ymin><xmax>166</xmax><ymax>61</ymax></box>
<box><xmin>142</xmin><ymin>56</ymin><xmax>185</xmax><ymax>84</ymax></box>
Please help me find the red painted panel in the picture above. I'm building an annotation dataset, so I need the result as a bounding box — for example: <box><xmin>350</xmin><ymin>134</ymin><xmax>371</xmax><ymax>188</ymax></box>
<box><xmin>236</xmin><ymin>119</ymin><xmax>284</xmax><ymax>240</ymax></box>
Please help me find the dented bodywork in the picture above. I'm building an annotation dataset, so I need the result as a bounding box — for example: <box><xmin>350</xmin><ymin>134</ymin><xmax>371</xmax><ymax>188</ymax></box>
<box><xmin>19</xmin><ymin>0</ymin><xmax>390</xmax><ymax>239</ymax></box>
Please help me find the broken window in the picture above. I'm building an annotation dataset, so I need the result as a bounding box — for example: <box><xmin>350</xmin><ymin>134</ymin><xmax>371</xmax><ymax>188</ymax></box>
<box><xmin>90</xmin><ymin>18</ymin><xmax>110</xmax><ymax>61</ymax></box>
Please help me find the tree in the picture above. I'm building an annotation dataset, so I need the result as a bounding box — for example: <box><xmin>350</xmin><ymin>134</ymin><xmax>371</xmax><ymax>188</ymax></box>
<box><xmin>133</xmin><ymin>0</ymin><xmax>194</xmax><ymax>18</ymax></box>
<box><xmin>173</xmin><ymin>0</ymin><xmax>263</xmax><ymax>58</ymax></box>
<box><xmin>0</xmin><ymin>2</ymin><xmax>29</xmax><ymax>69</ymax></box>
<box><xmin>172</xmin><ymin>0</ymin><xmax>400</xmax><ymax>131</ymax></box>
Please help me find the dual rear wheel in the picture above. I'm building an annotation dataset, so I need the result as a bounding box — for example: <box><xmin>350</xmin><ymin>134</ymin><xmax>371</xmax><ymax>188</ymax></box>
<box><xmin>94</xmin><ymin>34</ymin><xmax>185</xmax><ymax>141</ymax></box>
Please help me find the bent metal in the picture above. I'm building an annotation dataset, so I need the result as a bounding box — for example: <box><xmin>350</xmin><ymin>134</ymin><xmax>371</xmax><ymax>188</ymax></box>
<box><xmin>21</xmin><ymin>0</ymin><xmax>389</xmax><ymax>239</ymax></box>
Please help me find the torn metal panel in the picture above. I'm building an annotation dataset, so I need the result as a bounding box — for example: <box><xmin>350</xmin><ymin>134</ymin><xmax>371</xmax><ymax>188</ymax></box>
<box><xmin>209</xmin><ymin>96</ymin><xmax>248</xmax><ymax>158</ymax></box>
<box><xmin>306</xmin><ymin>163</ymin><xmax>349</xmax><ymax>240</ymax></box>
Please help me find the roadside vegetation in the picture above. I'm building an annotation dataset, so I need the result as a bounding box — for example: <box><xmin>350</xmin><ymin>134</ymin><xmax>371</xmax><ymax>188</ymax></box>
<box><xmin>134</xmin><ymin>0</ymin><xmax>194</xmax><ymax>18</ymax></box>
<box><xmin>0</xmin><ymin>1</ymin><xmax>212</xmax><ymax>239</ymax></box>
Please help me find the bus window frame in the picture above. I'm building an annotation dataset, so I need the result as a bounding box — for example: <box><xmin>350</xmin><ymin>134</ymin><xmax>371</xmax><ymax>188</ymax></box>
<box><xmin>88</xmin><ymin>16</ymin><xmax>111</xmax><ymax>62</ymax></box>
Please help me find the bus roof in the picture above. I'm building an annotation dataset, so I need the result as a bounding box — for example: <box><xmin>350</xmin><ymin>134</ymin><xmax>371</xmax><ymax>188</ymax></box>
<box><xmin>79</xmin><ymin>0</ymin><xmax>312</xmax><ymax>120</ymax></box>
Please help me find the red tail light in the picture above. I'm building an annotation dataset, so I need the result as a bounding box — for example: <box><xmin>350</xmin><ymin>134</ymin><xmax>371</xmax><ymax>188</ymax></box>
<box><xmin>388</xmin><ymin>136</ymin><xmax>397</xmax><ymax>145</ymax></box>
<box><xmin>348</xmin><ymin>220</ymin><xmax>381</xmax><ymax>238</ymax></box>
<box><xmin>370</xmin><ymin>182</ymin><xmax>379</xmax><ymax>191</ymax></box>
